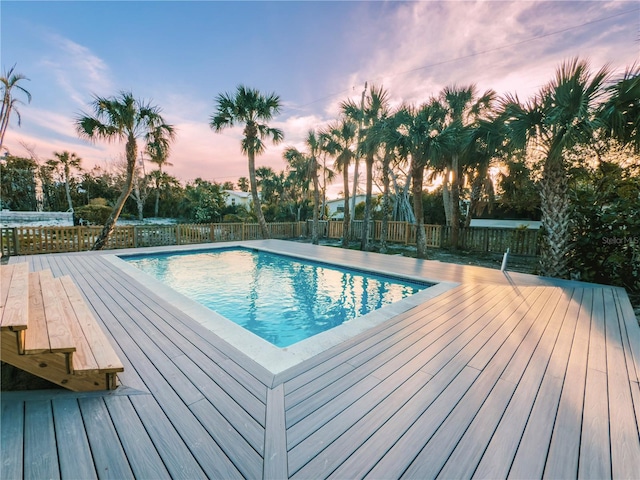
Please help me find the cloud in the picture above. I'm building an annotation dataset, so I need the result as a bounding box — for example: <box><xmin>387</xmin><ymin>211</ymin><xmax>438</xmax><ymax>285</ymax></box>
<box><xmin>41</xmin><ymin>34</ymin><xmax>113</xmax><ymax>106</ymax></box>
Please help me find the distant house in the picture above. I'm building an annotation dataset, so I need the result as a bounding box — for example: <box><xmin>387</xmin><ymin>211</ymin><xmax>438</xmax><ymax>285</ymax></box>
<box><xmin>326</xmin><ymin>194</ymin><xmax>367</xmax><ymax>219</ymax></box>
<box><xmin>224</xmin><ymin>190</ymin><xmax>253</xmax><ymax>209</ymax></box>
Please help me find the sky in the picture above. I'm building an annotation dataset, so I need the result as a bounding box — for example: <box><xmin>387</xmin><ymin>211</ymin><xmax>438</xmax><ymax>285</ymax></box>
<box><xmin>1</xmin><ymin>0</ymin><xmax>639</xmax><ymax>197</ymax></box>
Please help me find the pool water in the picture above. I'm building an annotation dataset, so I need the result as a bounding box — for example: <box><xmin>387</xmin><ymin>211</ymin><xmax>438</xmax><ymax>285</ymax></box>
<box><xmin>124</xmin><ymin>248</ymin><xmax>428</xmax><ymax>347</ymax></box>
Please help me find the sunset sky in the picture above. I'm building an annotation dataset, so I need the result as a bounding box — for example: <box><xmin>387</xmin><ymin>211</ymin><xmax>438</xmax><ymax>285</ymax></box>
<box><xmin>2</xmin><ymin>1</ymin><xmax>638</xmax><ymax>197</ymax></box>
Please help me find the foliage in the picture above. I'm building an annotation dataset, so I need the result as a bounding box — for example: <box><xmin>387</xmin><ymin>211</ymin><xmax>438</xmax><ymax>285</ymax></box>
<box><xmin>210</xmin><ymin>85</ymin><xmax>283</xmax><ymax>239</ymax></box>
<box><xmin>76</xmin><ymin>91</ymin><xmax>175</xmax><ymax>249</ymax></box>
<box><xmin>0</xmin><ymin>64</ymin><xmax>32</xmax><ymax>151</ymax></box>
<box><xmin>74</xmin><ymin>203</ymin><xmax>113</xmax><ymax>225</ymax></box>
<box><xmin>178</xmin><ymin>178</ymin><xmax>227</xmax><ymax>223</ymax></box>
<box><xmin>569</xmin><ymin>160</ymin><xmax>640</xmax><ymax>292</ymax></box>
<box><xmin>0</xmin><ymin>155</ymin><xmax>37</xmax><ymax>210</ymax></box>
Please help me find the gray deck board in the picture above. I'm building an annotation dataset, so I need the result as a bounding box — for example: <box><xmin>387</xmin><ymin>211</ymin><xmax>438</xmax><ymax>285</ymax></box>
<box><xmin>24</xmin><ymin>400</ymin><xmax>60</xmax><ymax>480</ymax></box>
<box><xmin>1</xmin><ymin>400</ymin><xmax>24</xmax><ymax>480</ymax></box>
<box><xmin>3</xmin><ymin>240</ymin><xmax>640</xmax><ymax>479</ymax></box>
<box><xmin>78</xmin><ymin>397</ymin><xmax>134</xmax><ymax>480</ymax></box>
<box><xmin>52</xmin><ymin>398</ymin><xmax>98</xmax><ymax>480</ymax></box>
<box><xmin>103</xmin><ymin>395</ymin><xmax>171</xmax><ymax>480</ymax></box>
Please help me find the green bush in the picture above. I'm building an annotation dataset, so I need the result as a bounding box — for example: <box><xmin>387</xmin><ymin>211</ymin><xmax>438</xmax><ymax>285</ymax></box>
<box><xmin>74</xmin><ymin>204</ymin><xmax>113</xmax><ymax>225</ymax></box>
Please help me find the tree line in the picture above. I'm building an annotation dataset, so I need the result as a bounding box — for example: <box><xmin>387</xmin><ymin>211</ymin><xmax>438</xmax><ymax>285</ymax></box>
<box><xmin>1</xmin><ymin>58</ymin><xmax>638</xmax><ymax>291</ymax></box>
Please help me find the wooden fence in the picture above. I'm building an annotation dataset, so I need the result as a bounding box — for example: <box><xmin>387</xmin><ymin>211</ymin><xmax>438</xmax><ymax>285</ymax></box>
<box><xmin>0</xmin><ymin>222</ymin><xmax>306</xmax><ymax>256</ymax></box>
<box><xmin>310</xmin><ymin>220</ymin><xmax>540</xmax><ymax>256</ymax></box>
<box><xmin>1</xmin><ymin>219</ymin><xmax>539</xmax><ymax>257</ymax></box>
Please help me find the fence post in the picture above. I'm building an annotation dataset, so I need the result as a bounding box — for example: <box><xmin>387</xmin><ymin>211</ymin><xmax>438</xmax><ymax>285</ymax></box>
<box><xmin>13</xmin><ymin>228</ymin><xmax>20</xmax><ymax>255</ymax></box>
<box><xmin>405</xmin><ymin>222</ymin><xmax>410</xmax><ymax>245</ymax></box>
<box><xmin>176</xmin><ymin>225</ymin><xmax>181</xmax><ymax>245</ymax></box>
<box><xmin>133</xmin><ymin>226</ymin><xmax>139</xmax><ymax>248</ymax></box>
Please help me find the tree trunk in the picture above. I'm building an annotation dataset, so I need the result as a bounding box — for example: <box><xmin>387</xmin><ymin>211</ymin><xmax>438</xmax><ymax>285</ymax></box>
<box><xmin>465</xmin><ymin>174</ymin><xmax>482</xmax><ymax>228</ymax></box>
<box><xmin>412</xmin><ymin>160</ymin><xmax>428</xmax><ymax>259</ymax></box>
<box><xmin>450</xmin><ymin>154</ymin><xmax>460</xmax><ymax>249</ymax></box>
<box><xmin>92</xmin><ymin>135</ymin><xmax>137</xmax><ymax>250</ymax></box>
<box><xmin>380</xmin><ymin>153</ymin><xmax>391</xmax><ymax>254</ymax></box>
<box><xmin>311</xmin><ymin>159</ymin><xmax>320</xmax><ymax>245</ymax></box>
<box><xmin>154</xmin><ymin>188</ymin><xmax>160</xmax><ymax>217</ymax></box>
<box><xmin>539</xmin><ymin>158</ymin><xmax>571</xmax><ymax>278</ymax></box>
<box><xmin>248</xmin><ymin>149</ymin><xmax>270</xmax><ymax>239</ymax></box>
<box><xmin>442</xmin><ymin>170</ymin><xmax>452</xmax><ymax>226</ymax></box>
<box><xmin>361</xmin><ymin>153</ymin><xmax>374</xmax><ymax>251</ymax></box>
<box><xmin>63</xmin><ymin>165</ymin><xmax>74</xmax><ymax>213</ymax></box>
<box><xmin>342</xmin><ymin>166</ymin><xmax>350</xmax><ymax>248</ymax></box>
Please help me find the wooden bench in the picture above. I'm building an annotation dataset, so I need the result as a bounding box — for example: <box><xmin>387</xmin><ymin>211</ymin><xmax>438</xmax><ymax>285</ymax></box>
<box><xmin>1</xmin><ymin>265</ymin><xmax>124</xmax><ymax>391</ymax></box>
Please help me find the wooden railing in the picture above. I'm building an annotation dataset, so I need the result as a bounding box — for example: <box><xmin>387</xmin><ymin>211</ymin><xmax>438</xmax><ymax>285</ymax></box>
<box><xmin>309</xmin><ymin>220</ymin><xmax>540</xmax><ymax>256</ymax></box>
<box><xmin>1</xmin><ymin>219</ymin><xmax>539</xmax><ymax>257</ymax></box>
<box><xmin>1</xmin><ymin>222</ymin><xmax>307</xmax><ymax>256</ymax></box>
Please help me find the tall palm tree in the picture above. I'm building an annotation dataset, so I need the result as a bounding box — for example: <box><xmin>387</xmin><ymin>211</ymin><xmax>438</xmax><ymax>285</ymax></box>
<box><xmin>324</xmin><ymin>119</ymin><xmax>357</xmax><ymax>248</ymax></box>
<box><xmin>438</xmin><ymin>85</ymin><xmax>496</xmax><ymax>247</ymax></box>
<box><xmin>76</xmin><ymin>91</ymin><xmax>175</xmax><ymax>250</ymax></box>
<box><xmin>146</xmin><ymin>125</ymin><xmax>174</xmax><ymax>217</ymax></box>
<box><xmin>398</xmin><ymin>100</ymin><xmax>448</xmax><ymax>258</ymax></box>
<box><xmin>210</xmin><ymin>85</ymin><xmax>283</xmax><ymax>239</ymax></box>
<box><xmin>501</xmin><ymin>58</ymin><xmax>610</xmax><ymax>277</ymax></box>
<box><xmin>345</xmin><ymin>85</ymin><xmax>390</xmax><ymax>251</ymax></box>
<box><xmin>0</xmin><ymin>65</ymin><xmax>32</xmax><ymax>152</ymax></box>
<box><xmin>463</xmin><ymin>115</ymin><xmax>506</xmax><ymax>227</ymax></box>
<box><xmin>366</xmin><ymin>106</ymin><xmax>407</xmax><ymax>253</ymax></box>
<box><xmin>50</xmin><ymin>151</ymin><xmax>82</xmax><ymax>213</ymax></box>
<box><xmin>284</xmin><ymin>129</ymin><xmax>325</xmax><ymax>244</ymax></box>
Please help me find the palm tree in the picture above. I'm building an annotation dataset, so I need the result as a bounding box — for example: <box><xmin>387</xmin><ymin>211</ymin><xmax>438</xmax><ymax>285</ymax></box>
<box><xmin>599</xmin><ymin>65</ymin><xmax>640</xmax><ymax>153</ymax></box>
<box><xmin>0</xmin><ymin>65</ymin><xmax>32</xmax><ymax>152</ymax></box>
<box><xmin>501</xmin><ymin>58</ymin><xmax>610</xmax><ymax>277</ymax></box>
<box><xmin>367</xmin><ymin>107</ymin><xmax>409</xmax><ymax>253</ymax></box>
<box><xmin>344</xmin><ymin>85</ymin><xmax>390</xmax><ymax>251</ymax></box>
<box><xmin>237</xmin><ymin>176</ymin><xmax>249</xmax><ymax>192</ymax></box>
<box><xmin>50</xmin><ymin>151</ymin><xmax>82</xmax><ymax>213</ymax></box>
<box><xmin>210</xmin><ymin>85</ymin><xmax>283</xmax><ymax>239</ymax></box>
<box><xmin>324</xmin><ymin>119</ymin><xmax>357</xmax><ymax>248</ymax></box>
<box><xmin>146</xmin><ymin>125</ymin><xmax>174</xmax><ymax>217</ymax></box>
<box><xmin>76</xmin><ymin>91</ymin><xmax>175</xmax><ymax>250</ymax></box>
<box><xmin>284</xmin><ymin>129</ymin><xmax>325</xmax><ymax>244</ymax></box>
<box><xmin>438</xmin><ymin>85</ymin><xmax>497</xmax><ymax>247</ymax></box>
<box><xmin>397</xmin><ymin>100</ymin><xmax>448</xmax><ymax>258</ymax></box>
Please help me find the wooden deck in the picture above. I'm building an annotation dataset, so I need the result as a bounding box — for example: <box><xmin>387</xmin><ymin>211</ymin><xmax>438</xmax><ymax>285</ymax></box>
<box><xmin>2</xmin><ymin>239</ymin><xmax>639</xmax><ymax>479</ymax></box>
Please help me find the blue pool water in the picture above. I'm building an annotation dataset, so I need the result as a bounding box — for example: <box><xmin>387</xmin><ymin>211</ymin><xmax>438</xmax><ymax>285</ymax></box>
<box><xmin>124</xmin><ymin>248</ymin><xmax>429</xmax><ymax>347</ymax></box>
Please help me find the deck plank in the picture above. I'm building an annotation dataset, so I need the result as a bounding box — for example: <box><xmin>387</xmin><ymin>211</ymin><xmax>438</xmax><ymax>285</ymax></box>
<box><xmin>78</xmin><ymin>397</ymin><xmax>134</xmax><ymax>479</ymax></box>
<box><xmin>24</xmin><ymin>400</ymin><xmax>60</xmax><ymax>480</ymax></box>
<box><xmin>104</xmin><ymin>395</ymin><xmax>171</xmax><ymax>480</ymax></box>
<box><xmin>602</xmin><ymin>288</ymin><xmax>640</xmax><ymax>479</ymax></box>
<box><xmin>52</xmin><ymin>398</ymin><xmax>98</xmax><ymax>480</ymax></box>
<box><xmin>469</xmin><ymin>287</ymin><xmax>574</xmax><ymax>479</ymax></box>
<box><xmin>264</xmin><ymin>384</ymin><xmax>288</xmax><ymax>480</ymax></box>
<box><xmin>1</xmin><ymin>400</ymin><xmax>24</xmax><ymax>480</ymax></box>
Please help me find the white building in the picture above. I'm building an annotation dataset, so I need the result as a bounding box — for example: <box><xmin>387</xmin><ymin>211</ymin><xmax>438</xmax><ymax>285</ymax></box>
<box><xmin>326</xmin><ymin>194</ymin><xmax>367</xmax><ymax>219</ymax></box>
<box><xmin>224</xmin><ymin>190</ymin><xmax>253</xmax><ymax>209</ymax></box>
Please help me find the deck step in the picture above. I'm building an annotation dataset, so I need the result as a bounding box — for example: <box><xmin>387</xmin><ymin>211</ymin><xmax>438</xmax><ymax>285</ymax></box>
<box><xmin>1</xmin><ymin>265</ymin><xmax>124</xmax><ymax>391</ymax></box>
<box><xmin>1</xmin><ymin>263</ymin><xmax>29</xmax><ymax>332</ymax></box>
<box><xmin>58</xmin><ymin>276</ymin><xmax>124</xmax><ymax>375</ymax></box>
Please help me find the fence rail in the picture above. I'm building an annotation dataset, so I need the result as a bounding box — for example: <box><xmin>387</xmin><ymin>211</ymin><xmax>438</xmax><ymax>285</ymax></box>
<box><xmin>310</xmin><ymin>220</ymin><xmax>539</xmax><ymax>256</ymax></box>
<box><xmin>1</xmin><ymin>219</ymin><xmax>539</xmax><ymax>257</ymax></box>
<box><xmin>1</xmin><ymin>222</ymin><xmax>306</xmax><ymax>256</ymax></box>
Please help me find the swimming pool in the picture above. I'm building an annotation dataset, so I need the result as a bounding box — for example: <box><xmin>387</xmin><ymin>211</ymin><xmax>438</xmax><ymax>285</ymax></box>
<box><xmin>110</xmin><ymin>242</ymin><xmax>455</xmax><ymax>374</ymax></box>
<box><xmin>124</xmin><ymin>248</ymin><xmax>429</xmax><ymax>347</ymax></box>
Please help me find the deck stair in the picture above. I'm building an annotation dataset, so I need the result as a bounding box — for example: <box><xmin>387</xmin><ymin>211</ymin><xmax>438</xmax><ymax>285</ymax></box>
<box><xmin>1</xmin><ymin>263</ymin><xmax>123</xmax><ymax>391</ymax></box>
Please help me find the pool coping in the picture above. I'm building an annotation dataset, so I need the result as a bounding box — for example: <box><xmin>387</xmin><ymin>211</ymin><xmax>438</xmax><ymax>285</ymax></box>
<box><xmin>105</xmin><ymin>242</ymin><xmax>459</xmax><ymax>375</ymax></box>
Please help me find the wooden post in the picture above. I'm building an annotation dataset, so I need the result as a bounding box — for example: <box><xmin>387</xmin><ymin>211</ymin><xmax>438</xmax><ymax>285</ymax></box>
<box><xmin>176</xmin><ymin>225</ymin><xmax>181</xmax><ymax>245</ymax></box>
<box><xmin>10</xmin><ymin>228</ymin><xmax>17</xmax><ymax>256</ymax></box>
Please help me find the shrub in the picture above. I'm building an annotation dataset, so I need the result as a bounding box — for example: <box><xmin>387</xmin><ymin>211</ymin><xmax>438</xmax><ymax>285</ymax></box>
<box><xmin>74</xmin><ymin>204</ymin><xmax>112</xmax><ymax>225</ymax></box>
